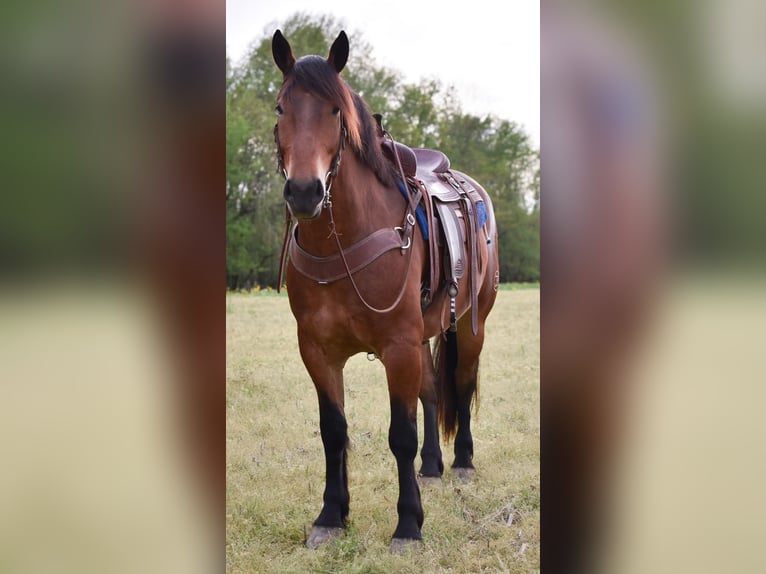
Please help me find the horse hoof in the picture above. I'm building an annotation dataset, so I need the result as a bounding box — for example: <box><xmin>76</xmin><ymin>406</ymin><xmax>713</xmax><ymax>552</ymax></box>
<box><xmin>305</xmin><ymin>526</ymin><xmax>344</xmax><ymax>549</ymax></box>
<box><xmin>452</xmin><ymin>467</ymin><xmax>475</xmax><ymax>482</ymax></box>
<box><xmin>389</xmin><ymin>537</ymin><xmax>423</xmax><ymax>554</ymax></box>
<box><xmin>417</xmin><ymin>475</ymin><xmax>442</xmax><ymax>488</ymax></box>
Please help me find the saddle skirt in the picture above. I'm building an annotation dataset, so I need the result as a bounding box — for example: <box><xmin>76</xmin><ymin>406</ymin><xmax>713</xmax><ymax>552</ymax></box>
<box><xmin>408</xmin><ymin>147</ymin><xmax>489</xmax><ymax>335</ymax></box>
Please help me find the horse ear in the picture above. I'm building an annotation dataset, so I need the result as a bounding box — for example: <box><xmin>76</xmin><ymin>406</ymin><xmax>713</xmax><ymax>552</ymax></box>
<box><xmin>327</xmin><ymin>31</ymin><xmax>349</xmax><ymax>73</ymax></box>
<box><xmin>272</xmin><ymin>29</ymin><xmax>295</xmax><ymax>75</ymax></box>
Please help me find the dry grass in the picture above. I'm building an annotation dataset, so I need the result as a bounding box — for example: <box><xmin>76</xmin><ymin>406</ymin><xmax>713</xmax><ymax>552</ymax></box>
<box><xmin>226</xmin><ymin>289</ymin><xmax>539</xmax><ymax>573</ymax></box>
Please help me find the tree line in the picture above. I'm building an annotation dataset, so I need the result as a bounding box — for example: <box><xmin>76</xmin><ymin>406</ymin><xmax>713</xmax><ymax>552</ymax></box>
<box><xmin>226</xmin><ymin>14</ymin><xmax>539</xmax><ymax>289</ymax></box>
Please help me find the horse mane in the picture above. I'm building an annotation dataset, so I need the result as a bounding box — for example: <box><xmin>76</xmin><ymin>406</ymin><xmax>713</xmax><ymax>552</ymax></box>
<box><xmin>279</xmin><ymin>55</ymin><xmax>399</xmax><ymax>188</ymax></box>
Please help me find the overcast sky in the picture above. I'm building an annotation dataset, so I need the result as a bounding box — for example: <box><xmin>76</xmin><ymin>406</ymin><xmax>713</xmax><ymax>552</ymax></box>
<box><xmin>226</xmin><ymin>0</ymin><xmax>540</xmax><ymax>147</ymax></box>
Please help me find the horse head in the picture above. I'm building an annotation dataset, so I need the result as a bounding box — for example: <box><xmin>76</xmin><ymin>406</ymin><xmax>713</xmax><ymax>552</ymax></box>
<box><xmin>272</xmin><ymin>30</ymin><xmax>351</xmax><ymax>220</ymax></box>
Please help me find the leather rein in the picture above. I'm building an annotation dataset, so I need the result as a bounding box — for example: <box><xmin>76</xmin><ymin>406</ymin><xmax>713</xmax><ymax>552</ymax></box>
<box><xmin>275</xmin><ymin>114</ymin><xmax>421</xmax><ymax>314</ymax></box>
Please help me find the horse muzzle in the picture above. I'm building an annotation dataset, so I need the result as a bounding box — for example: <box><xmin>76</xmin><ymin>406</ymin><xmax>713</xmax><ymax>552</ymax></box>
<box><xmin>284</xmin><ymin>178</ymin><xmax>325</xmax><ymax>220</ymax></box>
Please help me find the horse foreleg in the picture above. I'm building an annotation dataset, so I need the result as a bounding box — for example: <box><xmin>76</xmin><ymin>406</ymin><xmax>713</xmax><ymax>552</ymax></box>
<box><xmin>298</xmin><ymin>335</ymin><xmax>349</xmax><ymax>548</ymax></box>
<box><xmin>308</xmin><ymin>390</ymin><xmax>349</xmax><ymax>548</ymax></box>
<box><xmin>418</xmin><ymin>342</ymin><xmax>443</xmax><ymax>479</ymax></box>
<box><xmin>383</xmin><ymin>343</ymin><xmax>424</xmax><ymax>547</ymax></box>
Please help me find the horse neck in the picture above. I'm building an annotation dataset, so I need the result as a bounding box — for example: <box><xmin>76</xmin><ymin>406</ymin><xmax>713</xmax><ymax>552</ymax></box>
<box><xmin>295</xmin><ymin>151</ymin><xmax>399</xmax><ymax>256</ymax></box>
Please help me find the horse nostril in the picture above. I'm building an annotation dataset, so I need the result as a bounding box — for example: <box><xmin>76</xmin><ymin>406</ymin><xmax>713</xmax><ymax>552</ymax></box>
<box><xmin>313</xmin><ymin>179</ymin><xmax>324</xmax><ymax>200</ymax></box>
<box><xmin>283</xmin><ymin>181</ymin><xmax>291</xmax><ymax>198</ymax></box>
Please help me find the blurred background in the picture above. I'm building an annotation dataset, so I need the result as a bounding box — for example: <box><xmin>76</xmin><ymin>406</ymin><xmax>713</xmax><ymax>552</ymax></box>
<box><xmin>541</xmin><ymin>0</ymin><xmax>766</xmax><ymax>572</ymax></box>
<box><xmin>0</xmin><ymin>0</ymin><xmax>223</xmax><ymax>571</ymax></box>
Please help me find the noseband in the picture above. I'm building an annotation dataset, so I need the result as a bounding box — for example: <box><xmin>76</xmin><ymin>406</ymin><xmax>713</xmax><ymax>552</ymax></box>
<box><xmin>274</xmin><ymin>114</ymin><xmax>347</xmax><ymax>210</ymax></box>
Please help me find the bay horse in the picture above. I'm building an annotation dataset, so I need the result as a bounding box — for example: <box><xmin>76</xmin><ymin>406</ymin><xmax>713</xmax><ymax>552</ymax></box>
<box><xmin>271</xmin><ymin>29</ymin><xmax>499</xmax><ymax>550</ymax></box>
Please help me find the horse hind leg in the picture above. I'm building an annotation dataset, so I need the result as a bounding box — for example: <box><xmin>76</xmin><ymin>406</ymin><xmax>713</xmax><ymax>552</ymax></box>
<box><xmin>452</xmin><ymin>360</ymin><xmax>479</xmax><ymax>481</ymax></box>
<box><xmin>435</xmin><ymin>320</ymin><xmax>484</xmax><ymax>481</ymax></box>
<box><xmin>418</xmin><ymin>342</ymin><xmax>444</xmax><ymax>481</ymax></box>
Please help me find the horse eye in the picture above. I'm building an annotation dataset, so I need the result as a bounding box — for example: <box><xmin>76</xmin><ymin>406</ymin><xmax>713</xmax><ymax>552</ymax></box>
<box><xmin>332</xmin><ymin>106</ymin><xmax>340</xmax><ymax>115</ymax></box>
<box><xmin>275</xmin><ymin>104</ymin><xmax>284</xmax><ymax>115</ymax></box>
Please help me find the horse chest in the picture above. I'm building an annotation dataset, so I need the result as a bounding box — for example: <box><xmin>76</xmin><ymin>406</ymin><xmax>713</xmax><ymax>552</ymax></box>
<box><xmin>293</xmin><ymin>300</ymin><xmax>353</xmax><ymax>336</ymax></box>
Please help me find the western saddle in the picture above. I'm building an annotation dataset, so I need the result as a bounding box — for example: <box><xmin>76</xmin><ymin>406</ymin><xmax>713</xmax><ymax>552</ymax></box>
<box><xmin>379</xmin><ymin>122</ymin><xmax>488</xmax><ymax>336</ymax></box>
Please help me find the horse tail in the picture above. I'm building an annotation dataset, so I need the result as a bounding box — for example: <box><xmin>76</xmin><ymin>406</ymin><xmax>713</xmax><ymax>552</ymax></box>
<box><xmin>434</xmin><ymin>329</ymin><xmax>459</xmax><ymax>441</ymax></box>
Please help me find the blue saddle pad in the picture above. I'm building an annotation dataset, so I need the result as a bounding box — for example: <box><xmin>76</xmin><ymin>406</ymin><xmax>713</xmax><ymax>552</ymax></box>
<box><xmin>476</xmin><ymin>200</ymin><xmax>487</xmax><ymax>228</ymax></box>
<box><xmin>398</xmin><ymin>181</ymin><xmax>429</xmax><ymax>241</ymax></box>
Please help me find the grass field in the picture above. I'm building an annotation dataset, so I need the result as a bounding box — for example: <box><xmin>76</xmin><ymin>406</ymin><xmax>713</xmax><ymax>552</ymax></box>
<box><xmin>226</xmin><ymin>288</ymin><xmax>539</xmax><ymax>573</ymax></box>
